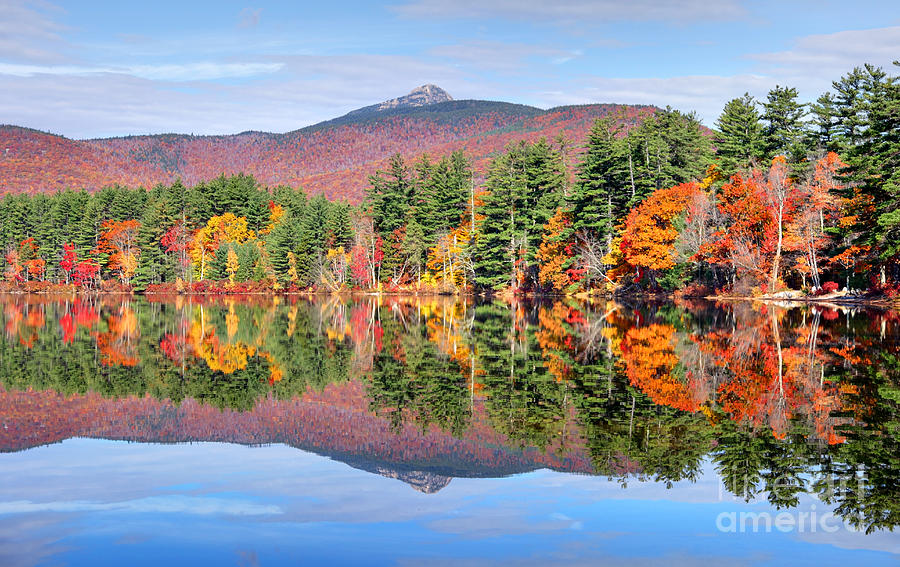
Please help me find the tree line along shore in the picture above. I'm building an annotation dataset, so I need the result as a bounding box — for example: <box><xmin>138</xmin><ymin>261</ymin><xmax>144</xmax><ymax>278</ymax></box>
<box><xmin>0</xmin><ymin>63</ymin><xmax>898</xmax><ymax>303</ymax></box>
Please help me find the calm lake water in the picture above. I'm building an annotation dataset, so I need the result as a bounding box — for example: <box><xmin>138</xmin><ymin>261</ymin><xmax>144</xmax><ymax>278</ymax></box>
<box><xmin>0</xmin><ymin>295</ymin><xmax>898</xmax><ymax>566</ymax></box>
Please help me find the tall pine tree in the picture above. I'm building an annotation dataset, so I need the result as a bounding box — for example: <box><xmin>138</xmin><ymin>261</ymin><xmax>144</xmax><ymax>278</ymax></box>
<box><xmin>570</xmin><ymin>117</ymin><xmax>628</xmax><ymax>245</ymax></box>
<box><xmin>715</xmin><ymin>93</ymin><xmax>765</xmax><ymax>174</ymax></box>
<box><xmin>473</xmin><ymin>140</ymin><xmax>564</xmax><ymax>290</ymax></box>
<box><xmin>762</xmin><ymin>85</ymin><xmax>808</xmax><ymax>163</ymax></box>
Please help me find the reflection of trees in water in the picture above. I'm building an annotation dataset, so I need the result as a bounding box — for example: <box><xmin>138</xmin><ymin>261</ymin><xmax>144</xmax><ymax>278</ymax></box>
<box><xmin>813</xmin><ymin>347</ymin><xmax>900</xmax><ymax>533</ymax></box>
<box><xmin>0</xmin><ymin>294</ymin><xmax>897</xmax><ymax>530</ymax></box>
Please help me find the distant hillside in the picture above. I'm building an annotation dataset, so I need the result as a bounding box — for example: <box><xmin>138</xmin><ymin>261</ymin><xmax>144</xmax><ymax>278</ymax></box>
<box><xmin>0</xmin><ymin>85</ymin><xmax>656</xmax><ymax>202</ymax></box>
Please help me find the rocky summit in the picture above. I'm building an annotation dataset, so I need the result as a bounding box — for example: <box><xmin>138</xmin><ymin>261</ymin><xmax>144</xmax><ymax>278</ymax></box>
<box><xmin>348</xmin><ymin>84</ymin><xmax>454</xmax><ymax>117</ymax></box>
<box><xmin>375</xmin><ymin>84</ymin><xmax>454</xmax><ymax>111</ymax></box>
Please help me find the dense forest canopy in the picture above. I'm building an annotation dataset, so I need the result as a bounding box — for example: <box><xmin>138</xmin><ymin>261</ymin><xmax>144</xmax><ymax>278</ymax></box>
<box><xmin>0</xmin><ymin>62</ymin><xmax>898</xmax><ymax>297</ymax></box>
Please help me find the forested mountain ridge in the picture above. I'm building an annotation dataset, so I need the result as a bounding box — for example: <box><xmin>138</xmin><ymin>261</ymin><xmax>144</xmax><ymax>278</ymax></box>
<box><xmin>0</xmin><ymin>86</ymin><xmax>655</xmax><ymax>201</ymax></box>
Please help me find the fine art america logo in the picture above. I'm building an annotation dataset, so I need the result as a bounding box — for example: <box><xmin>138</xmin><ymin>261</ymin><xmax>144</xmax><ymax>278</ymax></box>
<box><xmin>715</xmin><ymin>467</ymin><xmax>868</xmax><ymax>534</ymax></box>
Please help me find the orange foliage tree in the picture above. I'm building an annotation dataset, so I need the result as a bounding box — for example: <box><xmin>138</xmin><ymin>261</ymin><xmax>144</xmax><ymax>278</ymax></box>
<box><xmin>700</xmin><ymin>172</ymin><xmax>774</xmax><ymax>292</ymax></box>
<box><xmin>3</xmin><ymin>248</ymin><xmax>23</xmax><ymax>283</ymax></box>
<box><xmin>786</xmin><ymin>152</ymin><xmax>844</xmax><ymax>288</ymax></box>
<box><xmin>94</xmin><ymin>220</ymin><xmax>141</xmax><ymax>284</ymax></box>
<box><xmin>620</xmin><ymin>323</ymin><xmax>701</xmax><ymax>413</ymax></box>
<box><xmin>615</xmin><ymin>182</ymin><xmax>701</xmax><ymax>286</ymax></box>
<box><xmin>536</xmin><ymin>208</ymin><xmax>583</xmax><ymax>293</ymax></box>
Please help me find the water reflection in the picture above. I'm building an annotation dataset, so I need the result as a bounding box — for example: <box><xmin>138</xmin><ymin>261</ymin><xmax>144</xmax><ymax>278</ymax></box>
<box><xmin>0</xmin><ymin>294</ymin><xmax>897</xmax><ymax>532</ymax></box>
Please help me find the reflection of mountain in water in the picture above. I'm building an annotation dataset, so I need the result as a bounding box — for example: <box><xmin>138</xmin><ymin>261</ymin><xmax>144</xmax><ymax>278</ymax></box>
<box><xmin>370</xmin><ymin>465</ymin><xmax>452</xmax><ymax>493</ymax></box>
<box><xmin>1</xmin><ymin>296</ymin><xmax>898</xmax><ymax>530</ymax></box>
<box><xmin>0</xmin><ymin>381</ymin><xmax>592</xmax><ymax>491</ymax></box>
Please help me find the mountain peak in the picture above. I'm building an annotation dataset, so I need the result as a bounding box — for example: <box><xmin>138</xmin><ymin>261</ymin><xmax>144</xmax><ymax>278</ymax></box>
<box><xmin>379</xmin><ymin>84</ymin><xmax>453</xmax><ymax>111</ymax></box>
<box><xmin>346</xmin><ymin>84</ymin><xmax>453</xmax><ymax>118</ymax></box>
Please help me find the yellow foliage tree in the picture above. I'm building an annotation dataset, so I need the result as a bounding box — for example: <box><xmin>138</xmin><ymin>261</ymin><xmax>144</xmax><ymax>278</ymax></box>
<box><xmin>226</xmin><ymin>247</ymin><xmax>239</xmax><ymax>284</ymax></box>
<box><xmin>191</xmin><ymin>213</ymin><xmax>254</xmax><ymax>280</ymax></box>
<box><xmin>260</xmin><ymin>203</ymin><xmax>285</xmax><ymax>236</ymax></box>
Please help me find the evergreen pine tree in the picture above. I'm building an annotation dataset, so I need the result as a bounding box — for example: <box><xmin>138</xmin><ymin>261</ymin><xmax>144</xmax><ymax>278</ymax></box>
<box><xmin>762</xmin><ymin>85</ymin><xmax>808</xmax><ymax>162</ymax></box>
<box><xmin>472</xmin><ymin>140</ymin><xmax>565</xmax><ymax>290</ymax></box>
<box><xmin>843</xmin><ymin>65</ymin><xmax>900</xmax><ymax>267</ymax></box>
<box><xmin>402</xmin><ymin>218</ymin><xmax>427</xmax><ymax>282</ymax></box>
<box><xmin>715</xmin><ymin>93</ymin><xmax>765</xmax><ymax>174</ymax></box>
<box><xmin>626</xmin><ymin>108</ymin><xmax>712</xmax><ymax>203</ymax></box>
<box><xmin>295</xmin><ymin>196</ymin><xmax>329</xmax><ymax>284</ymax></box>
<box><xmin>808</xmin><ymin>92</ymin><xmax>841</xmax><ymax>154</ymax></box>
<box><xmin>441</xmin><ymin>151</ymin><xmax>471</xmax><ymax>228</ymax></box>
<box><xmin>367</xmin><ymin>153</ymin><xmax>411</xmax><ymax>234</ymax></box>
<box><xmin>411</xmin><ymin>154</ymin><xmax>440</xmax><ymax>236</ymax></box>
<box><xmin>326</xmin><ymin>203</ymin><xmax>353</xmax><ymax>249</ymax></box>
<box><xmin>132</xmin><ymin>200</ymin><xmax>168</xmax><ymax>289</ymax></box>
<box><xmin>832</xmin><ymin>65</ymin><xmax>886</xmax><ymax>150</ymax></box>
<box><xmin>570</xmin><ymin>117</ymin><xmax>628</xmax><ymax>242</ymax></box>
<box><xmin>266</xmin><ymin>212</ymin><xmax>298</xmax><ymax>282</ymax></box>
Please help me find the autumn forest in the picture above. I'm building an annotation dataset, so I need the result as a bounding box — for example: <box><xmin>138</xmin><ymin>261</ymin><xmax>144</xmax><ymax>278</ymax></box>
<box><xmin>0</xmin><ymin>64</ymin><xmax>898</xmax><ymax>300</ymax></box>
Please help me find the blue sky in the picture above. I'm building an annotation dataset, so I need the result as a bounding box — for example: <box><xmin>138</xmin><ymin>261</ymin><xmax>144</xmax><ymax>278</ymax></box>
<box><xmin>1</xmin><ymin>439</ymin><xmax>898</xmax><ymax>566</ymax></box>
<box><xmin>1</xmin><ymin>0</ymin><xmax>898</xmax><ymax>138</ymax></box>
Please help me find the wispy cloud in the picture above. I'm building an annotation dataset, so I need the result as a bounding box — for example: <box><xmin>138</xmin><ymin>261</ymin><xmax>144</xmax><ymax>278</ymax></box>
<box><xmin>430</xmin><ymin>41</ymin><xmax>581</xmax><ymax>73</ymax></box>
<box><xmin>749</xmin><ymin>26</ymin><xmax>900</xmax><ymax>79</ymax></box>
<box><xmin>392</xmin><ymin>0</ymin><xmax>745</xmax><ymax>23</ymax></box>
<box><xmin>0</xmin><ymin>0</ymin><xmax>68</xmax><ymax>63</ymax></box>
<box><xmin>0</xmin><ymin>61</ymin><xmax>285</xmax><ymax>81</ymax></box>
<box><xmin>535</xmin><ymin>73</ymin><xmax>773</xmax><ymax>126</ymax></box>
<box><xmin>0</xmin><ymin>496</ymin><xmax>282</xmax><ymax>516</ymax></box>
<box><xmin>238</xmin><ymin>7</ymin><xmax>262</xmax><ymax>29</ymax></box>
<box><xmin>128</xmin><ymin>62</ymin><xmax>283</xmax><ymax>81</ymax></box>
<box><xmin>531</xmin><ymin>25</ymin><xmax>900</xmax><ymax>126</ymax></box>
<box><xmin>0</xmin><ymin>54</ymin><xmax>474</xmax><ymax>137</ymax></box>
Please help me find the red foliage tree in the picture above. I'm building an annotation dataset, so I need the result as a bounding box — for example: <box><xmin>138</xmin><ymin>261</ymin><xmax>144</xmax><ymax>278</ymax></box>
<box><xmin>160</xmin><ymin>221</ymin><xmax>194</xmax><ymax>281</ymax></box>
<box><xmin>72</xmin><ymin>261</ymin><xmax>100</xmax><ymax>287</ymax></box>
<box><xmin>59</xmin><ymin>243</ymin><xmax>77</xmax><ymax>284</ymax></box>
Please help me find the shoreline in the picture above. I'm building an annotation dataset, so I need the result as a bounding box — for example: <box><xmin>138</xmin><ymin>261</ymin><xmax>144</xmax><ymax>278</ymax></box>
<box><xmin>710</xmin><ymin>293</ymin><xmax>900</xmax><ymax>309</ymax></box>
<box><xmin>0</xmin><ymin>287</ymin><xmax>896</xmax><ymax>308</ymax></box>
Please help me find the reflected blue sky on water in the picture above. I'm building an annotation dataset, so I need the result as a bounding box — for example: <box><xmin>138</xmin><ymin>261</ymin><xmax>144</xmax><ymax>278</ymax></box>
<box><xmin>1</xmin><ymin>438</ymin><xmax>897</xmax><ymax>566</ymax></box>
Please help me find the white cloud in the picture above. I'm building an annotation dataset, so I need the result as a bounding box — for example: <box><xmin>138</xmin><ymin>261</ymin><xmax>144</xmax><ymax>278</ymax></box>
<box><xmin>392</xmin><ymin>0</ymin><xmax>745</xmax><ymax>23</ymax></box>
<box><xmin>0</xmin><ymin>496</ymin><xmax>282</xmax><ymax>516</ymax></box>
<box><xmin>0</xmin><ymin>0</ymin><xmax>68</xmax><ymax>63</ymax></box>
<box><xmin>0</xmin><ymin>73</ymin><xmax>261</xmax><ymax>137</ymax></box>
<box><xmin>531</xmin><ymin>25</ymin><xmax>900</xmax><ymax>126</ymax></box>
<box><xmin>798</xmin><ymin>526</ymin><xmax>900</xmax><ymax>556</ymax></box>
<box><xmin>128</xmin><ymin>62</ymin><xmax>284</xmax><ymax>81</ymax></box>
<box><xmin>0</xmin><ymin>63</ymin><xmax>95</xmax><ymax>76</ymax></box>
<box><xmin>0</xmin><ymin>53</ymin><xmax>478</xmax><ymax>137</ymax></box>
<box><xmin>749</xmin><ymin>26</ymin><xmax>900</xmax><ymax>81</ymax></box>
<box><xmin>430</xmin><ymin>41</ymin><xmax>581</xmax><ymax>72</ymax></box>
<box><xmin>0</xmin><ymin>61</ymin><xmax>285</xmax><ymax>81</ymax></box>
<box><xmin>238</xmin><ymin>7</ymin><xmax>262</xmax><ymax>29</ymax></box>
<box><xmin>0</xmin><ymin>516</ymin><xmax>71</xmax><ymax>567</ymax></box>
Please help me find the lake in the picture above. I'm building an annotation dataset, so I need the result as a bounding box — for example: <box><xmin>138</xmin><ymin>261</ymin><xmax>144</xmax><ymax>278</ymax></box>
<box><xmin>0</xmin><ymin>295</ymin><xmax>898</xmax><ymax>566</ymax></box>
